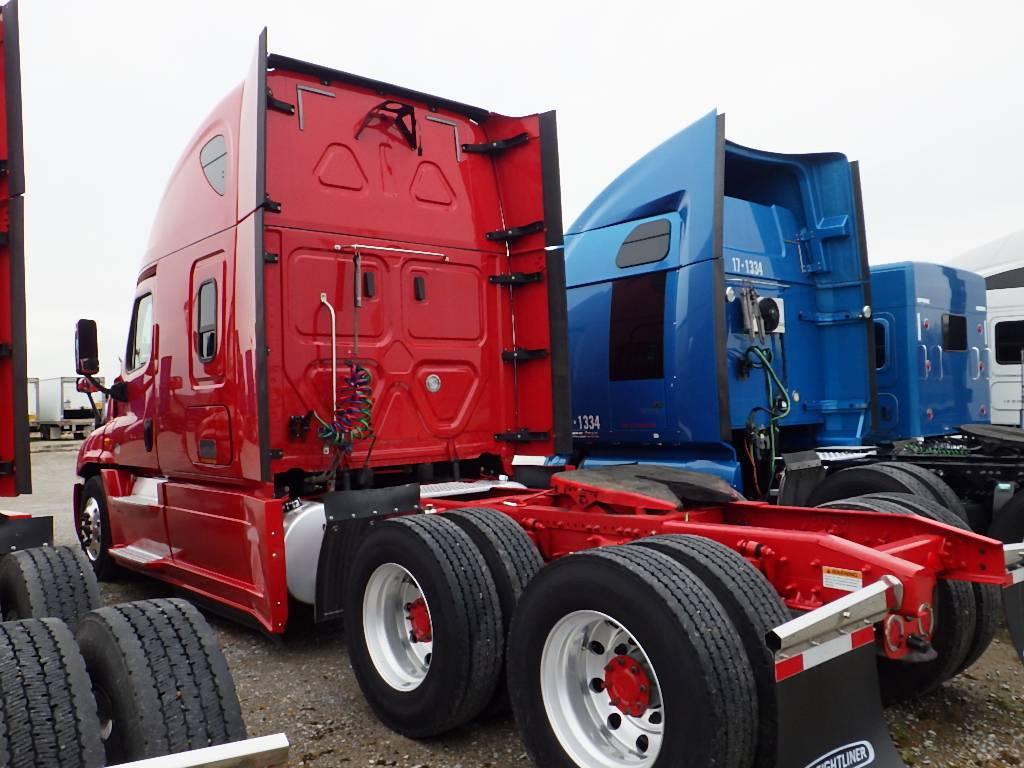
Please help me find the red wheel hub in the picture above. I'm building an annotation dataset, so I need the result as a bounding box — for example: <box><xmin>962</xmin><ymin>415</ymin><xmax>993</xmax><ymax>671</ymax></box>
<box><xmin>406</xmin><ymin>597</ymin><xmax>432</xmax><ymax>643</ymax></box>
<box><xmin>603</xmin><ymin>655</ymin><xmax>651</xmax><ymax>717</ymax></box>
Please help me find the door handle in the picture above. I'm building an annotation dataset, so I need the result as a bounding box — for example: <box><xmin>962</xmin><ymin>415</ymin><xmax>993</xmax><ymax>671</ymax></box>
<box><xmin>970</xmin><ymin>346</ymin><xmax>982</xmax><ymax>380</ymax></box>
<box><xmin>144</xmin><ymin>418</ymin><xmax>154</xmax><ymax>452</ymax></box>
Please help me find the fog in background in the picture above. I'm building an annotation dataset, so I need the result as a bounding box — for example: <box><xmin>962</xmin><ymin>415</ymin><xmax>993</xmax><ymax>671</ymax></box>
<box><xmin>19</xmin><ymin>0</ymin><xmax>1024</xmax><ymax>378</ymax></box>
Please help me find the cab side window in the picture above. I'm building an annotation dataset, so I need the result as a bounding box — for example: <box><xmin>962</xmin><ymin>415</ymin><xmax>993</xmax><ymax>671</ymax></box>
<box><xmin>200</xmin><ymin>135</ymin><xmax>227</xmax><ymax>195</ymax></box>
<box><xmin>196</xmin><ymin>280</ymin><xmax>217</xmax><ymax>361</ymax></box>
<box><xmin>126</xmin><ymin>293</ymin><xmax>153</xmax><ymax>372</ymax></box>
<box><xmin>995</xmin><ymin>320</ymin><xmax>1024</xmax><ymax>364</ymax></box>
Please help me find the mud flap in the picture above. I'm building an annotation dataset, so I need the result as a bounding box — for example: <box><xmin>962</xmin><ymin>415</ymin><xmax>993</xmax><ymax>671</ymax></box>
<box><xmin>774</xmin><ymin>642</ymin><xmax>906</xmax><ymax>768</ymax></box>
<box><xmin>1004</xmin><ymin>568</ymin><xmax>1024</xmax><ymax>664</ymax></box>
<box><xmin>314</xmin><ymin>483</ymin><xmax>420</xmax><ymax>623</ymax></box>
<box><xmin>768</xmin><ymin>575</ymin><xmax>906</xmax><ymax>768</ymax></box>
<box><xmin>0</xmin><ymin>513</ymin><xmax>51</xmax><ymax>552</ymax></box>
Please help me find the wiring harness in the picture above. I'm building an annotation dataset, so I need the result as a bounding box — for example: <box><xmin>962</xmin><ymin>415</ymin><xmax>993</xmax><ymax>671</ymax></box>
<box><xmin>743</xmin><ymin>345</ymin><xmax>791</xmax><ymax>498</ymax></box>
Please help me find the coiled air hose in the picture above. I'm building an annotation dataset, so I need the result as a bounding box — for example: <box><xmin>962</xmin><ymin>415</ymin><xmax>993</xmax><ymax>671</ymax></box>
<box><xmin>315</xmin><ymin>361</ymin><xmax>375</xmax><ymax>450</ymax></box>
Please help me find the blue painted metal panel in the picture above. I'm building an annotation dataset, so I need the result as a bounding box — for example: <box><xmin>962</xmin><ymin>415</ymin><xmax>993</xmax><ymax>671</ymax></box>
<box><xmin>869</xmin><ymin>262</ymin><xmax>989</xmax><ymax>440</ymax></box>
<box><xmin>567</xmin><ymin>110</ymin><xmax>874</xmax><ymax>496</ymax></box>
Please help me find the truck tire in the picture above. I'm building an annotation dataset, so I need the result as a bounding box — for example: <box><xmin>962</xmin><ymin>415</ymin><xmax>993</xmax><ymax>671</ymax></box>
<box><xmin>507</xmin><ymin>544</ymin><xmax>756</xmax><ymax>768</ymax></box>
<box><xmin>634</xmin><ymin>534</ymin><xmax>788</xmax><ymax>768</ymax></box>
<box><xmin>77</xmin><ymin>476</ymin><xmax>118</xmax><ymax>581</ymax></box>
<box><xmin>75</xmin><ymin>598</ymin><xmax>246</xmax><ymax>764</ymax></box>
<box><xmin>857</xmin><ymin>492</ymin><xmax>1000</xmax><ymax>674</ymax></box>
<box><xmin>807</xmin><ymin>464</ymin><xmax>936</xmax><ymax>509</ymax></box>
<box><xmin>345</xmin><ymin>515</ymin><xmax>503</xmax><ymax>737</ymax></box>
<box><xmin>446</xmin><ymin>507</ymin><xmax>543</xmax><ymax>715</ymax></box>
<box><xmin>871</xmin><ymin>462</ymin><xmax>969</xmax><ymax>524</ymax></box>
<box><xmin>818</xmin><ymin>496</ymin><xmax>976</xmax><ymax>704</ymax></box>
<box><xmin>0</xmin><ymin>546</ymin><xmax>101</xmax><ymax>627</ymax></box>
<box><xmin>0</xmin><ymin>618</ymin><xmax>104</xmax><ymax>768</ymax></box>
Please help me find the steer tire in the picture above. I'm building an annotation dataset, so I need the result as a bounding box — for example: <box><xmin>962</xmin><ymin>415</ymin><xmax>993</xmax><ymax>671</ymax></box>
<box><xmin>446</xmin><ymin>507</ymin><xmax>543</xmax><ymax>716</ymax></box>
<box><xmin>345</xmin><ymin>515</ymin><xmax>503</xmax><ymax>737</ymax></box>
<box><xmin>859</xmin><ymin>492</ymin><xmax>1000</xmax><ymax>674</ymax></box>
<box><xmin>634</xmin><ymin>534</ymin><xmax>789</xmax><ymax>768</ymax></box>
<box><xmin>0</xmin><ymin>618</ymin><xmax>104</xmax><ymax>768</ymax></box>
<box><xmin>77</xmin><ymin>476</ymin><xmax>119</xmax><ymax>581</ymax></box>
<box><xmin>75</xmin><ymin>598</ymin><xmax>246</xmax><ymax>764</ymax></box>
<box><xmin>807</xmin><ymin>464</ymin><xmax>936</xmax><ymax>508</ymax></box>
<box><xmin>0</xmin><ymin>546</ymin><xmax>102</xmax><ymax>627</ymax></box>
<box><xmin>818</xmin><ymin>495</ymin><xmax>977</xmax><ymax>704</ymax></box>
<box><xmin>507</xmin><ymin>544</ymin><xmax>756</xmax><ymax>768</ymax></box>
<box><xmin>871</xmin><ymin>463</ymin><xmax>969</xmax><ymax>524</ymax></box>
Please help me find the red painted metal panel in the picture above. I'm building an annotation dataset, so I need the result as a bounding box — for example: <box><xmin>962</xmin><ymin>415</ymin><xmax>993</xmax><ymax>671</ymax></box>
<box><xmin>162</xmin><ymin>481</ymin><xmax>287</xmax><ymax>633</ymax></box>
<box><xmin>0</xmin><ymin>0</ymin><xmax>26</xmax><ymax>496</ymax></box>
<box><xmin>143</xmin><ymin>86</ymin><xmax>242</xmax><ymax>268</ymax></box>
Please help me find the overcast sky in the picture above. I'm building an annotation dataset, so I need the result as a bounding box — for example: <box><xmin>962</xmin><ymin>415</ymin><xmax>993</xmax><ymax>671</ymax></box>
<box><xmin>18</xmin><ymin>0</ymin><xmax>1024</xmax><ymax>378</ymax></box>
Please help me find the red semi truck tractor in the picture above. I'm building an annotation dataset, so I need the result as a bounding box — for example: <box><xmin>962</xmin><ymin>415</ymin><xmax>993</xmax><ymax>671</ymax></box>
<box><xmin>73</xmin><ymin>29</ymin><xmax>1024</xmax><ymax>768</ymax></box>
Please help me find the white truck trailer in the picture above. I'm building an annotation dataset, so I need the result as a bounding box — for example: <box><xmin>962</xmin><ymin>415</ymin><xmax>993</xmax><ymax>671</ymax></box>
<box><xmin>37</xmin><ymin>376</ymin><xmax>104</xmax><ymax>440</ymax></box>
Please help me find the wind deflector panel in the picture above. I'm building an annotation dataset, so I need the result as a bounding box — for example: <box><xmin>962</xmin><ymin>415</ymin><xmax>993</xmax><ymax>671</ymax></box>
<box><xmin>0</xmin><ymin>0</ymin><xmax>28</xmax><ymax>495</ymax></box>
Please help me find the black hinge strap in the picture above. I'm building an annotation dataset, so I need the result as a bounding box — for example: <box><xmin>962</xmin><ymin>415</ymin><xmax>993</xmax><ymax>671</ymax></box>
<box><xmin>0</xmin><ymin>160</ymin><xmax>8</xmax><ymax>176</ymax></box>
<box><xmin>495</xmin><ymin>429</ymin><xmax>549</xmax><ymax>443</ymax></box>
<box><xmin>0</xmin><ymin>231</ymin><xmax>9</xmax><ymax>248</ymax></box>
<box><xmin>462</xmin><ymin>132</ymin><xmax>530</xmax><ymax>155</ymax></box>
<box><xmin>0</xmin><ymin>344</ymin><xmax>11</xmax><ymax>359</ymax></box>
<box><xmin>0</xmin><ymin>461</ymin><xmax>12</xmax><ymax>477</ymax></box>
<box><xmin>502</xmin><ymin>347</ymin><xmax>548</xmax><ymax>362</ymax></box>
<box><xmin>489</xmin><ymin>272</ymin><xmax>542</xmax><ymax>286</ymax></box>
<box><xmin>267</xmin><ymin>88</ymin><xmax>295</xmax><ymax>115</ymax></box>
<box><xmin>263</xmin><ymin>195</ymin><xmax>282</xmax><ymax>213</ymax></box>
<box><xmin>263</xmin><ymin>251</ymin><xmax>279</xmax><ymax>264</ymax></box>
<box><xmin>486</xmin><ymin>220</ymin><xmax>544</xmax><ymax>242</ymax></box>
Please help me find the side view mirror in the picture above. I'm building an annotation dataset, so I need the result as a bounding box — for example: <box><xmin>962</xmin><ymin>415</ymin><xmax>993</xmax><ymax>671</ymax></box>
<box><xmin>75</xmin><ymin>319</ymin><xmax>100</xmax><ymax>376</ymax></box>
<box><xmin>76</xmin><ymin>377</ymin><xmax>98</xmax><ymax>394</ymax></box>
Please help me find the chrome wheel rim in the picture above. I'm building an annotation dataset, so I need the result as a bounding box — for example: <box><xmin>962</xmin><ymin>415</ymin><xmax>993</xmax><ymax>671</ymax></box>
<box><xmin>80</xmin><ymin>497</ymin><xmax>102</xmax><ymax>562</ymax></box>
<box><xmin>362</xmin><ymin>563</ymin><xmax>433</xmax><ymax>691</ymax></box>
<box><xmin>541</xmin><ymin>610</ymin><xmax>664</xmax><ymax>767</ymax></box>
<box><xmin>94</xmin><ymin>686</ymin><xmax>114</xmax><ymax>740</ymax></box>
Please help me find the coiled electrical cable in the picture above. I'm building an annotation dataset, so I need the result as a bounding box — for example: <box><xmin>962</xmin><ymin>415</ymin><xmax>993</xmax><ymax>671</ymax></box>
<box><xmin>315</xmin><ymin>361</ymin><xmax>375</xmax><ymax>450</ymax></box>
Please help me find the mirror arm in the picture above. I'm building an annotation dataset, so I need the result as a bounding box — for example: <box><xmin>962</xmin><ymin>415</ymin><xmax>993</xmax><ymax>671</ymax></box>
<box><xmin>86</xmin><ymin>375</ymin><xmax>128</xmax><ymax>403</ymax></box>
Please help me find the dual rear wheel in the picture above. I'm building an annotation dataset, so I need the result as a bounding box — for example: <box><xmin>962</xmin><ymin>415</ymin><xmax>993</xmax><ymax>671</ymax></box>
<box><xmin>347</xmin><ymin>512</ymin><xmax>784</xmax><ymax>768</ymax></box>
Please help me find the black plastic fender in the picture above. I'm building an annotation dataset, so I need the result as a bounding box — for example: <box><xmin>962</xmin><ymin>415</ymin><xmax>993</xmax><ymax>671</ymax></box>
<box><xmin>313</xmin><ymin>483</ymin><xmax>420</xmax><ymax>623</ymax></box>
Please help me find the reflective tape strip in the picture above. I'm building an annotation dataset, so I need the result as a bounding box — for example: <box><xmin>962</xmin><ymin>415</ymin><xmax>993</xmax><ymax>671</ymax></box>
<box><xmin>1011</xmin><ymin>568</ymin><xmax>1024</xmax><ymax>586</ymax></box>
<box><xmin>775</xmin><ymin>626</ymin><xmax>876</xmax><ymax>683</ymax></box>
<box><xmin>512</xmin><ymin>455</ymin><xmax>548</xmax><ymax>466</ymax></box>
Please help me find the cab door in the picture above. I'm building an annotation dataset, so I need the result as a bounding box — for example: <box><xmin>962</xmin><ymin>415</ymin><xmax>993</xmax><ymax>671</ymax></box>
<box><xmin>988</xmin><ymin>306</ymin><xmax>1024</xmax><ymax>426</ymax></box>
<box><xmin>108</xmin><ymin>283</ymin><xmax>160</xmax><ymax>471</ymax></box>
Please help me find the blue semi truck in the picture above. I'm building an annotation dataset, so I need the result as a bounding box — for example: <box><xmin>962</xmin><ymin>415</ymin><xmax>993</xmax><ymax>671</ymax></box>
<box><xmin>565</xmin><ymin>109</ymin><xmax>1024</xmax><ymax>540</ymax></box>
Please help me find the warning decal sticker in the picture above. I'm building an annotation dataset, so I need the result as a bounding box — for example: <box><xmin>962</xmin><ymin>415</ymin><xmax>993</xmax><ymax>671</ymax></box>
<box><xmin>822</xmin><ymin>566</ymin><xmax>863</xmax><ymax>593</ymax></box>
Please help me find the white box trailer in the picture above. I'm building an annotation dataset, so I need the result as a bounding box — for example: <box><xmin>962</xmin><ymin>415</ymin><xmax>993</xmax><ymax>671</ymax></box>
<box><xmin>26</xmin><ymin>376</ymin><xmax>37</xmax><ymax>431</ymax></box>
<box><xmin>37</xmin><ymin>376</ymin><xmax>104</xmax><ymax>440</ymax></box>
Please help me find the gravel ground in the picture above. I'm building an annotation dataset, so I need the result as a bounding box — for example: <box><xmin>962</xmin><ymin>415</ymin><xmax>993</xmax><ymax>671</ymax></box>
<box><xmin>6</xmin><ymin>440</ymin><xmax>1024</xmax><ymax>767</ymax></box>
